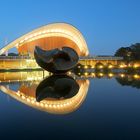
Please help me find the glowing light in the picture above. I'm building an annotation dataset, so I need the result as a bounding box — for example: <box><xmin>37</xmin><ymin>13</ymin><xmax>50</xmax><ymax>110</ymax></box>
<box><xmin>67</xmin><ymin>71</ymin><xmax>72</xmax><ymax>75</ymax></box>
<box><xmin>91</xmin><ymin>66</ymin><xmax>94</xmax><ymax>69</ymax></box>
<box><xmin>15</xmin><ymin>43</ymin><xmax>19</xmax><ymax>47</ymax></box>
<box><xmin>108</xmin><ymin>65</ymin><xmax>113</xmax><ymax>69</ymax></box>
<box><xmin>20</xmin><ymin>40</ymin><xmax>24</xmax><ymax>44</ymax></box>
<box><xmin>119</xmin><ymin>65</ymin><xmax>124</xmax><ymax>68</ymax></box>
<box><xmin>31</xmin><ymin>100</ymin><xmax>35</xmax><ymax>104</ymax></box>
<box><xmin>91</xmin><ymin>73</ymin><xmax>95</xmax><ymax>77</ymax></box>
<box><xmin>16</xmin><ymin>92</ymin><xmax>20</xmax><ymax>96</ymax></box>
<box><xmin>0</xmin><ymin>79</ymin><xmax>90</xmax><ymax>115</ymax></box>
<box><xmin>108</xmin><ymin>73</ymin><xmax>114</xmax><ymax>77</ymax></box>
<box><xmin>84</xmin><ymin>65</ymin><xmax>88</xmax><ymax>69</ymax></box>
<box><xmin>27</xmin><ymin>98</ymin><xmax>30</xmax><ymax>102</ymax></box>
<box><xmin>120</xmin><ymin>74</ymin><xmax>125</xmax><ymax>78</ymax></box>
<box><xmin>53</xmin><ymin>105</ymin><xmax>56</xmax><ymax>108</ymax></box>
<box><xmin>99</xmin><ymin>65</ymin><xmax>103</xmax><ymax>69</ymax></box>
<box><xmin>84</xmin><ymin>72</ymin><xmax>88</xmax><ymax>76</ymax></box>
<box><xmin>133</xmin><ymin>74</ymin><xmax>140</xmax><ymax>79</ymax></box>
<box><xmin>99</xmin><ymin>73</ymin><xmax>104</xmax><ymax>77</ymax></box>
<box><xmin>133</xmin><ymin>64</ymin><xmax>139</xmax><ymax>68</ymax></box>
<box><xmin>0</xmin><ymin>23</ymin><xmax>89</xmax><ymax>56</ymax></box>
<box><xmin>36</xmin><ymin>102</ymin><xmax>39</xmax><ymax>106</ymax></box>
<box><xmin>27</xmin><ymin>77</ymin><xmax>34</xmax><ymax>81</ymax></box>
<box><xmin>77</xmin><ymin>65</ymin><xmax>81</xmax><ymax>68</ymax></box>
<box><xmin>21</xmin><ymin>96</ymin><xmax>26</xmax><ymax>99</ymax></box>
<box><xmin>40</xmin><ymin>103</ymin><xmax>44</xmax><ymax>107</ymax></box>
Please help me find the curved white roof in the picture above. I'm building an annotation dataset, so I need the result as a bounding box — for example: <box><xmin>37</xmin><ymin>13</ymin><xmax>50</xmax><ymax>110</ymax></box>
<box><xmin>0</xmin><ymin>23</ymin><xmax>89</xmax><ymax>56</ymax></box>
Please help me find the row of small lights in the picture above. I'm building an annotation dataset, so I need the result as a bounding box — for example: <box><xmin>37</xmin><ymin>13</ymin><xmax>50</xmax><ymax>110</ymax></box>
<box><xmin>15</xmin><ymin>29</ymin><xmax>83</xmax><ymax>52</ymax></box>
<box><xmin>1</xmin><ymin>73</ymin><xmax>139</xmax><ymax>84</ymax></box>
<box><xmin>14</xmin><ymin>82</ymin><xmax>85</xmax><ymax>109</ymax></box>
<box><xmin>16</xmin><ymin>91</ymin><xmax>74</xmax><ymax>109</ymax></box>
<box><xmin>78</xmin><ymin>65</ymin><xmax>114</xmax><ymax>69</ymax></box>
<box><xmin>0</xmin><ymin>74</ymin><xmax>44</xmax><ymax>83</ymax></box>
<box><xmin>77</xmin><ymin>72</ymin><xmax>140</xmax><ymax>79</ymax></box>
<box><xmin>77</xmin><ymin>64</ymin><xmax>140</xmax><ymax>70</ymax></box>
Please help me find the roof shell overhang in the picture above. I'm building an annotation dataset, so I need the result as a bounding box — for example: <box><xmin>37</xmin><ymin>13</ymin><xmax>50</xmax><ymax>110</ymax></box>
<box><xmin>0</xmin><ymin>23</ymin><xmax>89</xmax><ymax>56</ymax></box>
<box><xmin>0</xmin><ymin>80</ymin><xmax>89</xmax><ymax>114</ymax></box>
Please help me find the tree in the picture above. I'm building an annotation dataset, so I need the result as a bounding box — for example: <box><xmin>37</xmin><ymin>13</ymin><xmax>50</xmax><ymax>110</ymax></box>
<box><xmin>130</xmin><ymin>43</ymin><xmax>140</xmax><ymax>60</ymax></box>
<box><xmin>114</xmin><ymin>43</ymin><xmax>140</xmax><ymax>61</ymax></box>
<box><xmin>8</xmin><ymin>53</ymin><xmax>18</xmax><ymax>56</ymax></box>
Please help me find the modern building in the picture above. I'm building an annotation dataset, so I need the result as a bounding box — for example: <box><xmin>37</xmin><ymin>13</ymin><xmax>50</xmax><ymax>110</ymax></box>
<box><xmin>0</xmin><ymin>23</ymin><xmax>89</xmax><ymax>57</ymax></box>
<box><xmin>0</xmin><ymin>71</ymin><xmax>90</xmax><ymax>114</ymax></box>
<box><xmin>0</xmin><ymin>22</ymin><xmax>138</xmax><ymax>70</ymax></box>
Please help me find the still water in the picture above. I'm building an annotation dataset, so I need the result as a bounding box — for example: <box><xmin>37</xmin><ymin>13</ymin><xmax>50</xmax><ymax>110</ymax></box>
<box><xmin>0</xmin><ymin>71</ymin><xmax>140</xmax><ymax>140</ymax></box>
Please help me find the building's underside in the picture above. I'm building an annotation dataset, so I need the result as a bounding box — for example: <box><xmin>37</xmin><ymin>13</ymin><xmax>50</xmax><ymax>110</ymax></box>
<box><xmin>18</xmin><ymin>36</ymin><xmax>81</xmax><ymax>55</ymax></box>
<box><xmin>0</xmin><ymin>23</ymin><xmax>89</xmax><ymax>57</ymax></box>
<box><xmin>0</xmin><ymin>79</ymin><xmax>89</xmax><ymax>114</ymax></box>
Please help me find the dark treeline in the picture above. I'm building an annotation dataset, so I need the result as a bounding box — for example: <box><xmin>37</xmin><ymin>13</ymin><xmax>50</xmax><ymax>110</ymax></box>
<box><xmin>116</xmin><ymin>77</ymin><xmax>140</xmax><ymax>89</ymax></box>
<box><xmin>0</xmin><ymin>53</ymin><xmax>18</xmax><ymax>56</ymax></box>
<box><xmin>115</xmin><ymin>43</ymin><xmax>140</xmax><ymax>61</ymax></box>
<box><xmin>1</xmin><ymin>43</ymin><xmax>140</xmax><ymax>60</ymax></box>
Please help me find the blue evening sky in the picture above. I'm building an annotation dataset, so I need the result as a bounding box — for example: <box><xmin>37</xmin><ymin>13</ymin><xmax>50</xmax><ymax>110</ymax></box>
<box><xmin>0</xmin><ymin>0</ymin><xmax>140</xmax><ymax>55</ymax></box>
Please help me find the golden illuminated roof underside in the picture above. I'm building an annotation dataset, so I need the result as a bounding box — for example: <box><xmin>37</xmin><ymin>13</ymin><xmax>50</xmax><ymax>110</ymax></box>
<box><xmin>0</xmin><ymin>23</ymin><xmax>89</xmax><ymax>56</ymax></box>
<box><xmin>0</xmin><ymin>80</ymin><xmax>89</xmax><ymax>114</ymax></box>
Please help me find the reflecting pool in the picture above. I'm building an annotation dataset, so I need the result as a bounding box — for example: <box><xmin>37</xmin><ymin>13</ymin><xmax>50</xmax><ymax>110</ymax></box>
<box><xmin>0</xmin><ymin>70</ymin><xmax>140</xmax><ymax>139</ymax></box>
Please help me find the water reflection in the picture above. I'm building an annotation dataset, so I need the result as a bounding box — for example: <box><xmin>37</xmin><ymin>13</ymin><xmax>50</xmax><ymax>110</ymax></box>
<box><xmin>116</xmin><ymin>75</ymin><xmax>140</xmax><ymax>89</ymax></box>
<box><xmin>0</xmin><ymin>70</ymin><xmax>140</xmax><ymax>114</ymax></box>
<box><xmin>74</xmin><ymin>70</ymin><xmax>140</xmax><ymax>89</ymax></box>
<box><xmin>0</xmin><ymin>72</ymin><xmax>89</xmax><ymax>114</ymax></box>
<box><xmin>36</xmin><ymin>75</ymin><xmax>79</xmax><ymax>101</ymax></box>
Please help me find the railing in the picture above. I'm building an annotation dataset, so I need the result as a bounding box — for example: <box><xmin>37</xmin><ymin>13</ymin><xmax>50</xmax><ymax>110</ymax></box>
<box><xmin>0</xmin><ymin>56</ymin><xmax>32</xmax><ymax>59</ymax></box>
<box><xmin>80</xmin><ymin>56</ymin><xmax>123</xmax><ymax>60</ymax></box>
<box><xmin>0</xmin><ymin>55</ymin><xmax>123</xmax><ymax>60</ymax></box>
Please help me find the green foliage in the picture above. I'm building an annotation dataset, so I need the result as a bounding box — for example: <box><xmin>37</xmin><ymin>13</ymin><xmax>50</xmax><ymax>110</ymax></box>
<box><xmin>8</xmin><ymin>53</ymin><xmax>18</xmax><ymax>56</ymax></box>
<box><xmin>115</xmin><ymin>43</ymin><xmax>140</xmax><ymax>61</ymax></box>
<box><xmin>116</xmin><ymin>77</ymin><xmax>140</xmax><ymax>89</ymax></box>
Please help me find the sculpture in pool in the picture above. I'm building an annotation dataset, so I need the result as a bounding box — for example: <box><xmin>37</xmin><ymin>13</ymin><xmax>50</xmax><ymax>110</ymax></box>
<box><xmin>36</xmin><ymin>75</ymin><xmax>79</xmax><ymax>102</ymax></box>
<box><xmin>34</xmin><ymin>46</ymin><xmax>79</xmax><ymax>73</ymax></box>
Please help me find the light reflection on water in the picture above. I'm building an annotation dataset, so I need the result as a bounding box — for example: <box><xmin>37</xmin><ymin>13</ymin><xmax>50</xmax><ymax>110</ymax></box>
<box><xmin>0</xmin><ymin>73</ymin><xmax>89</xmax><ymax>114</ymax></box>
<box><xmin>0</xmin><ymin>70</ymin><xmax>140</xmax><ymax>139</ymax></box>
<box><xmin>0</xmin><ymin>70</ymin><xmax>140</xmax><ymax>114</ymax></box>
